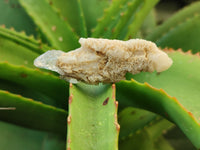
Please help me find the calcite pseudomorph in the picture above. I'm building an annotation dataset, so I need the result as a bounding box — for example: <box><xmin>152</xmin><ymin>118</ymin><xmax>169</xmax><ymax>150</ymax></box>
<box><xmin>34</xmin><ymin>38</ymin><xmax>173</xmax><ymax>84</ymax></box>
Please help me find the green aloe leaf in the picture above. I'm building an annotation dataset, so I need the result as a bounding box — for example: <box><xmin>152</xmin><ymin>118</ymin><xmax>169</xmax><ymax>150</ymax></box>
<box><xmin>81</xmin><ymin>0</ymin><xmax>109</xmax><ymax>35</ymax></box>
<box><xmin>118</xmin><ymin>107</ymin><xmax>174</xmax><ymax>150</ymax></box>
<box><xmin>118</xmin><ymin>107</ymin><xmax>157</xmax><ymax>139</ymax></box>
<box><xmin>0</xmin><ymin>121</ymin><xmax>65</xmax><ymax>150</ymax></box>
<box><xmin>117</xmin><ymin>50</ymin><xmax>200</xmax><ymax>148</ymax></box>
<box><xmin>164</xmin><ymin>126</ymin><xmax>196</xmax><ymax>149</ymax></box>
<box><xmin>0</xmin><ymin>90</ymin><xmax>67</xmax><ymax>134</ymax></box>
<box><xmin>139</xmin><ymin>10</ymin><xmax>157</xmax><ymax>38</ymax></box>
<box><xmin>91</xmin><ymin>0</ymin><xmax>130</xmax><ymax>38</ymax></box>
<box><xmin>45</xmin><ymin>0</ymin><xmax>87</xmax><ymax>37</ymax></box>
<box><xmin>67</xmin><ymin>83</ymin><xmax>119</xmax><ymax>150</ymax></box>
<box><xmin>19</xmin><ymin>0</ymin><xmax>79</xmax><ymax>50</ymax></box>
<box><xmin>147</xmin><ymin>1</ymin><xmax>200</xmax><ymax>53</ymax></box>
<box><xmin>0</xmin><ymin>0</ymin><xmax>37</xmax><ymax>36</ymax></box>
<box><xmin>119</xmin><ymin>114</ymin><xmax>173</xmax><ymax>150</ymax></box>
<box><xmin>154</xmin><ymin>136</ymin><xmax>174</xmax><ymax>150</ymax></box>
<box><xmin>92</xmin><ymin>0</ymin><xmax>159</xmax><ymax>39</ymax></box>
<box><xmin>0</xmin><ymin>62</ymin><xmax>68</xmax><ymax>109</ymax></box>
<box><xmin>124</xmin><ymin>0</ymin><xmax>159</xmax><ymax>40</ymax></box>
<box><xmin>111</xmin><ymin>0</ymin><xmax>143</xmax><ymax>39</ymax></box>
<box><xmin>0</xmin><ymin>79</ymin><xmax>56</xmax><ymax>107</ymax></box>
<box><xmin>0</xmin><ymin>26</ymin><xmax>50</xmax><ymax>67</ymax></box>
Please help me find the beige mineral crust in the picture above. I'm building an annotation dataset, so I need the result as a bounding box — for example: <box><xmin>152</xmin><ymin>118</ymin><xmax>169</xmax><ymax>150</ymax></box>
<box><xmin>34</xmin><ymin>38</ymin><xmax>173</xmax><ymax>84</ymax></box>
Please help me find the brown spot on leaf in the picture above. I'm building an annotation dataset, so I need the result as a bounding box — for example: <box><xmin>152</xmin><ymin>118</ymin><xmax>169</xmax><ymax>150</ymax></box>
<box><xmin>112</xmin><ymin>28</ymin><xmax>115</xmax><ymax>33</ymax></box>
<box><xmin>139</xmin><ymin>115</ymin><xmax>145</xmax><ymax>120</ymax></box>
<box><xmin>1</xmin><ymin>24</ymin><xmax>5</xmax><ymax>28</ymax></box>
<box><xmin>130</xmin><ymin>110</ymin><xmax>136</xmax><ymax>115</ymax></box>
<box><xmin>17</xmin><ymin>4</ymin><xmax>21</xmax><ymax>8</ymax></box>
<box><xmin>91</xmin><ymin>29</ymin><xmax>95</xmax><ymax>33</ymax></box>
<box><xmin>103</xmin><ymin>97</ymin><xmax>109</xmax><ymax>105</ymax></box>
<box><xmin>49</xmin><ymin>1</ymin><xmax>53</xmax><ymax>5</ymax></box>
<box><xmin>120</xmin><ymin>12</ymin><xmax>124</xmax><ymax>16</ymax></box>
<box><xmin>51</xmin><ymin>25</ymin><xmax>56</xmax><ymax>31</ymax></box>
<box><xmin>20</xmin><ymin>73</ymin><xmax>27</xmax><ymax>78</ymax></box>
<box><xmin>165</xmin><ymin>112</ymin><xmax>168</xmax><ymax>117</ymax></box>
<box><xmin>11</xmin><ymin>4</ymin><xmax>16</xmax><ymax>8</ymax></box>
<box><xmin>58</xmin><ymin>37</ymin><xmax>63</xmax><ymax>42</ymax></box>
<box><xmin>157</xmin><ymin>72</ymin><xmax>161</xmax><ymax>75</ymax></box>
<box><xmin>39</xmin><ymin>45</ymin><xmax>43</xmax><ymax>49</ymax></box>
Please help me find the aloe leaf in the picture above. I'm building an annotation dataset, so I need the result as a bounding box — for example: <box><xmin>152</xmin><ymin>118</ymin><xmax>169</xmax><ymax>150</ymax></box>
<box><xmin>140</xmin><ymin>10</ymin><xmax>157</xmax><ymax>38</ymax></box>
<box><xmin>0</xmin><ymin>62</ymin><xmax>68</xmax><ymax>109</ymax></box>
<box><xmin>0</xmin><ymin>26</ymin><xmax>50</xmax><ymax>67</ymax></box>
<box><xmin>0</xmin><ymin>0</ymin><xmax>37</xmax><ymax>36</ymax></box>
<box><xmin>147</xmin><ymin>1</ymin><xmax>200</xmax><ymax>41</ymax></box>
<box><xmin>81</xmin><ymin>0</ymin><xmax>110</xmax><ymax>36</ymax></box>
<box><xmin>147</xmin><ymin>1</ymin><xmax>200</xmax><ymax>53</ymax></box>
<box><xmin>0</xmin><ymin>36</ymin><xmax>37</xmax><ymax>67</ymax></box>
<box><xmin>117</xmin><ymin>50</ymin><xmax>200</xmax><ymax>148</ymax></box>
<box><xmin>0</xmin><ymin>26</ymin><xmax>50</xmax><ymax>53</ymax></box>
<box><xmin>119</xmin><ymin>128</ymin><xmax>153</xmax><ymax>150</ymax></box>
<box><xmin>0</xmin><ymin>79</ymin><xmax>56</xmax><ymax>107</ymax></box>
<box><xmin>118</xmin><ymin>108</ymin><xmax>174</xmax><ymax>150</ymax></box>
<box><xmin>19</xmin><ymin>0</ymin><xmax>79</xmax><ymax>50</ymax></box>
<box><xmin>164</xmin><ymin>126</ymin><xmax>197</xmax><ymax>149</ymax></box>
<box><xmin>67</xmin><ymin>83</ymin><xmax>119</xmax><ymax>150</ymax></box>
<box><xmin>0</xmin><ymin>121</ymin><xmax>65</xmax><ymax>150</ymax></box>
<box><xmin>0</xmin><ymin>90</ymin><xmax>67</xmax><ymax>134</ymax></box>
<box><xmin>94</xmin><ymin>0</ymin><xmax>158</xmax><ymax>39</ymax></box>
<box><xmin>91</xmin><ymin>0</ymin><xmax>129</xmax><ymax>38</ymax></box>
<box><xmin>118</xmin><ymin>107</ymin><xmax>157</xmax><ymax>139</ymax></box>
<box><xmin>124</xmin><ymin>0</ymin><xmax>159</xmax><ymax>40</ymax></box>
<box><xmin>46</xmin><ymin>0</ymin><xmax>87</xmax><ymax>37</ymax></box>
<box><xmin>76</xmin><ymin>0</ymin><xmax>87</xmax><ymax>37</ymax></box>
<box><xmin>111</xmin><ymin>0</ymin><xmax>143</xmax><ymax>39</ymax></box>
<box><xmin>154</xmin><ymin>136</ymin><xmax>174</xmax><ymax>150</ymax></box>
<box><xmin>156</xmin><ymin>14</ymin><xmax>200</xmax><ymax>53</ymax></box>
<box><xmin>119</xmin><ymin>117</ymin><xmax>173</xmax><ymax>150</ymax></box>
<box><xmin>92</xmin><ymin>0</ymin><xmax>149</xmax><ymax>39</ymax></box>
<box><xmin>117</xmin><ymin>79</ymin><xmax>200</xmax><ymax>148</ymax></box>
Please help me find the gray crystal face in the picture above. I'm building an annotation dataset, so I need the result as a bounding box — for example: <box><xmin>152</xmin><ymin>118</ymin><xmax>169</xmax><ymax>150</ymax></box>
<box><xmin>34</xmin><ymin>50</ymin><xmax>65</xmax><ymax>75</ymax></box>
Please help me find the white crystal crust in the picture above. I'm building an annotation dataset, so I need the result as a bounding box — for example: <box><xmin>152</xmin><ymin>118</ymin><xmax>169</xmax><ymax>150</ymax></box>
<box><xmin>34</xmin><ymin>38</ymin><xmax>173</xmax><ymax>84</ymax></box>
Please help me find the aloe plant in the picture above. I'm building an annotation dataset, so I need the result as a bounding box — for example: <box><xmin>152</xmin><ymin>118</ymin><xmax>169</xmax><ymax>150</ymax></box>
<box><xmin>1</xmin><ymin>0</ymin><xmax>200</xmax><ymax>149</ymax></box>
